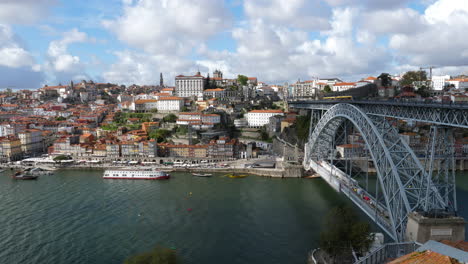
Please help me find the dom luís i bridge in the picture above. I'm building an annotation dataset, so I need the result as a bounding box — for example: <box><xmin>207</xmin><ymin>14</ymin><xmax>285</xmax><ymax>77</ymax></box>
<box><xmin>289</xmin><ymin>99</ymin><xmax>468</xmax><ymax>243</ymax></box>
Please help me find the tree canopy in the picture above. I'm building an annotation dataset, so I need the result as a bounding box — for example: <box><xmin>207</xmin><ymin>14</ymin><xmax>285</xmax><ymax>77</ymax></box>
<box><xmin>319</xmin><ymin>205</ymin><xmax>374</xmax><ymax>261</ymax></box>
<box><xmin>149</xmin><ymin>129</ymin><xmax>172</xmax><ymax>143</ymax></box>
<box><xmin>162</xmin><ymin>114</ymin><xmax>177</xmax><ymax>123</ymax></box>
<box><xmin>323</xmin><ymin>85</ymin><xmax>332</xmax><ymax>93</ymax></box>
<box><xmin>124</xmin><ymin>245</ymin><xmax>178</xmax><ymax>264</ymax></box>
<box><xmin>377</xmin><ymin>73</ymin><xmax>392</xmax><ymax>87</ymax></box>
<box><xmin>400</xmin><ymin>70</ymin><xmax>427</xmax><ymax>86</ymax></box>
<box><xmin>237</xmin><ymin>75</ymin><xmax>248</xmax><ymax>86</ymax></box>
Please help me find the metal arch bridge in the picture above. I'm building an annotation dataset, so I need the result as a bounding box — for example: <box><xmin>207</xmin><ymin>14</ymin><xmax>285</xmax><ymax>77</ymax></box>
<box><xmin>288</xmin><ymin>100</ymin><xmax>466</xmax><ymax>242</ymax></box>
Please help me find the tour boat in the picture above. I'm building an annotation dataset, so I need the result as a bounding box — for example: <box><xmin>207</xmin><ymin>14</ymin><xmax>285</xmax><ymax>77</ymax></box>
<box><xmin>192</xmin><ymin>173</ymin><xmax>212</xmax><ymax>177</ymax></box>
<box><xmin>103</xmin><ymin>169</ymin><xmax>170</xmax><ymax>180</ymax></box>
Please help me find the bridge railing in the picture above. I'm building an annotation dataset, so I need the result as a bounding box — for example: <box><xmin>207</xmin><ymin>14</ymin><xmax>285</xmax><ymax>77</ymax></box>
<box><xmin>290</xmin><ymin>99</ymin><xmax>468</xmax><ymax>109</ymax></box>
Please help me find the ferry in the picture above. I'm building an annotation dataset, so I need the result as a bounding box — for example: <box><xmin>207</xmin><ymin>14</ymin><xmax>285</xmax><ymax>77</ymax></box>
<box><xmin>103</xmin><ymin>168</ymin><xmax>170</xmax><ymax>180</ymax></box>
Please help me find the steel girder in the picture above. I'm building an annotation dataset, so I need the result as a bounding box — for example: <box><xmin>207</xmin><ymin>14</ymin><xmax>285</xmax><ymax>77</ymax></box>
<box><xmin>305</xmin><ymin>104</ymin><xmax>446</xmax><ymax>242</ymax></box>
<box><xmin>289</xmin><ymin>101</ymin><xmax>468</xmax><ymax>128</ymax></box>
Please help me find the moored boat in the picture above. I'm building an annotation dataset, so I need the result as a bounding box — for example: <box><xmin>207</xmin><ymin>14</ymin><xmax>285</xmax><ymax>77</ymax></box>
<box><xmin>226</xmin><ymin>173</ymin><xmax>248</xmax><ymax>178</ymax></box>
<box><xmin>103</xmin><ymin>168</ymin><xmax>170</xmax><ymax>180</ymax></box>
<box><xmin>12</xmin><ymin>171</ymin><xmax>38</xmax><ymax>180</ymax></box>
<box><xmin>192</xmin><ymin>173</ymin><xmax>212</xmax><ymax>177</ymax></box>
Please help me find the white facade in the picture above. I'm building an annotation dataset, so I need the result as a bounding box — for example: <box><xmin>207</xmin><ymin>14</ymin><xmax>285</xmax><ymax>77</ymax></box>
<box><xmin>175</xmin><ymin>73</ymin><xmax>206</xmax><ymax>97</ymax></box>
<box><xmin>332</xmin><ymin>82</ymin><xmax>356</xmax><ymax>92</ymax></box>
<box><xmin>432</xmin><ymin>75</ymin><xmax>451</xmax><ymax>90</ymax></box>
<box><xmin>292</xmin><ymin>80</ymin><xmax>318</xmax><ymax>98</ymax></box>
<box><xmin>246</xmin><ymin>110</ymin><xmax>284</xmax><ymax>127</ymax></box>
<box><xmin>447</xmin><ymin>78</ymin><xmax>468</xmax><ymax>89</ymax></box>
<box><xmin>156</xmin><ymin>97</ymin><xmax>184</xmax><ymax>112</ymax></box>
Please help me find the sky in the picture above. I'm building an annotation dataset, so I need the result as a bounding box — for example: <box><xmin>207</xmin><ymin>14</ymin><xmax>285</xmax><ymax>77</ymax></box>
<box><xmin>0</xmin><ymin>0</ymin><xmax>468</xmax><ymax>88</ymax></box>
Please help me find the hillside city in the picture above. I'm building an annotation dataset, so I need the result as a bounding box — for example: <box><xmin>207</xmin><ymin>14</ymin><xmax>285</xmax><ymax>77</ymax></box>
<box><xmin>0</xmin><ymin>70</ymin><xmax>467</xmax><ymax>166</ymax></box>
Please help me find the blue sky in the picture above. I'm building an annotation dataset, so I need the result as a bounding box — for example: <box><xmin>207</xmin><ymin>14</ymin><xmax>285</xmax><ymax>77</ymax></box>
<box><xmin>0</xmin><ymin>0</ymin><xmax>467</xmax><ymax>88</ymax></box>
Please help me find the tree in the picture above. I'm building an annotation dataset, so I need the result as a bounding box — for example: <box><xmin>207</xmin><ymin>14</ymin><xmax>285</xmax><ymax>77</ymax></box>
<box><xmin>56</xmin><ymin>116</ymin><xmax>66</xmax><ymax>121</ymax></box>
<box><xmin>296</xmin><ymin>115</ymin><xmax>310</xmax><ymax>144</ymax></box>
<box><xmin>124</xmin><ymin>245</ymin><xmax>178</xmax><ymax>264</ymax></box>
<box><xmin>237</xmin><ymin>75</ymin><xmax>248</xmax><ymax>86</ymax></box>
<box><xmin>149</xmin><ymin>129</ymin><xmax>172</xmax><ymax>143</ymax></box>
<box><xmin>416</xmin><ymin>85</ymin><xmax>430</xmax><ymax>98</ymax></box>
<box><xmin>320</xmin><ymin>205</ymin><xmax>374</xmax><ymax>261</ymax></box>
<box><xmin>400</xmin><ymin>70</ymin><xmax>427</xmax><ymax>87</ymax></box>
<box><xmin>162</xmin><ymin>114</ymin><xmax>177</xmax><ymax>123</ymax></box>
<box><xmin>323</xmin><ymin>85</ymin><xmax>332</xmax><ymax>93</ymax></box>
<box><xmin>377</xmin><ymin>73</ymin><xmax>392</xmax><ymax>87</ymax></box>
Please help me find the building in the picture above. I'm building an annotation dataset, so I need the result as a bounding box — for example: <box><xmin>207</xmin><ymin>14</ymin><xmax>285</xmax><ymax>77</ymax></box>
<box><xmin>166</xmin><ymin>144</ymin><xmax>208</xmax><ymax>158</ymax></box>
<box><xmin>203</xmin><ymin>88</ymin><xmax>225</xmax><ymax>99</ymax></box>
<box><xmin>447</xmin><ymin>78</ymin><xmax>468</xmax><ymax>89</ymax></box>
<box><xmin>333</xmin><ymin>82</ymin><xmax>356</xmax><ymax>92</ymax></box>
<box><xmin>156</xmin><ymin>97</ymin><xmax>184</xmax><ymax>112</ymax></box>
<box><xmin>175</xmin><ymin>72</ymin><xmax>206</xmax><ymax>97</ymax></box>
<box><xmin>208</xmin><ymin>137</ymin><xmax>240</xmax><ymax>158</ymax></box>
<box><xmin>18</xmin><ymin>129</ymin><xmax>44</xmax><ymax>155</ymax></box>
<box><xmin>134</xmin><ymin>99</ymin><xmax>158</xmax><ymax>112</ymax></box>
<box><xmin>431</xmin><ymin>75</ymin><xmax>451</xmax><ymax>90</ymax></box>
<box><xmin>336</xmin><ymin>144</ymin><xmax>363</xmax><ymax>158</ymax></box>
<box><xmin>246</xmin><ymin>109</ymin><xmax>284</xmax><ymax>127</ymax></box>
<box><xmin>292</xmin><ymin>80</ymin><xmax>318</xmax><ymax>98</ymax></box>
<box><xmin>0</xmin><ymin>136</ymin><xmax>22</xmax><ymax>161</ymax></box>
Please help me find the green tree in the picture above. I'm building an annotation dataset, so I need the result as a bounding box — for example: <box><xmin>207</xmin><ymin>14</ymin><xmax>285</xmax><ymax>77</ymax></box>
<box><xmin>56</xmin><ymin>116</ymin><xmax>66</xmax><ymax>121</ymax></box>
<box><xmin>377</xmin><ymin>73</ymin><xmax>392</xmax><ymax>87</ymax></box>
<box><xmin>320</xmin><ymin>205</ymin><xmax>374</xmax><ymax>261</ymax></box>
<box><xmin>150</xmin><ymin>108</ymin><xmax>158</xmax><ymax>113</ymax></box>
<box><xmin>149</xmin><ymin>129</ymin><xmax>172</xmax><ymax>143</ymax></box>
<box><xmin>124</xmin><ymin>245</ymin><xmax>178</xmax><ymax>264</ymax></box>
<box><xmin>237</xmin><ymin>75</ymin><xmax>248</xmax><ymax>86</ymax></box>
<box><xmin>416</xmin><ymin>85</ymin><xmax>430</xmax><ymax>98</ymax></box>
<box><xmin>162</xmin><ymin>114</ymin><xmax>177</xmax><ymax>123</ymax></box>
<box><xmin>400</xmin><ymin>70</ymin><xmax>427</xmax><ymax>86</ymax></box>
<box><xmin>296</xmin><ymin>115</ymin><xmax>310</xmax><ymax>144</ymax></box>
<box><xmin>323</xmin><ymin>85</ymin><xmax>332</xmax><ymax>93</ymax></box>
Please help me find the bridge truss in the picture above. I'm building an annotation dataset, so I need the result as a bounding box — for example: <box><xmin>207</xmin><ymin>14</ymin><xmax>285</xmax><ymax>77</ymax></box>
<box><xmin>304</xmin><ymin>104</ymin><xmax>452</xmax><ymax>242</ymax></box>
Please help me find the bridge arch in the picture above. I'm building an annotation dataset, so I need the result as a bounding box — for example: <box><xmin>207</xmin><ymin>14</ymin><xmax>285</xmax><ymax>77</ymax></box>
<box><xmin>305</xmin><ymin>103</ymin><xmax>445</xmax><ymax>241</ymax></box>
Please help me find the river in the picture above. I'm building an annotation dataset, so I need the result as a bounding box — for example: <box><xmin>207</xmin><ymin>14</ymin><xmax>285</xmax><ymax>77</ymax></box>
<box><xmin>0</xmin><ymin>169</ymin><xmax>467</xmax><ymax>264</ymax></box>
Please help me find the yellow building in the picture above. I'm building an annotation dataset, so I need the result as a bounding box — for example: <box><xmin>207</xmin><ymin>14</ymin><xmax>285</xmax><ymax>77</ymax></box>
<box><xmin>0</xmin><ymin>136</ymin><xmax>22</xmax><ymax>161</ymax></box>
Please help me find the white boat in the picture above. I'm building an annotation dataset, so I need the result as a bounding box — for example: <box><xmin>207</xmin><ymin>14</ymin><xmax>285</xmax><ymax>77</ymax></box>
<box><xmin>192</xmin><ymin>173</ymin><xmax>212</xmax><ymax>177</ymax></box>
<box><xmin>103</xmin><ymin>168</ymin><xmax>170</xmax><ymax>180</ymax></box>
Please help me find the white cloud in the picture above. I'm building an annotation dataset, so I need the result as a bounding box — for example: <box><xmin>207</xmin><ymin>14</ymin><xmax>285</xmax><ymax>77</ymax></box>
<box><xmin>0</xmin><ymin>24</ymin><xmax>44</xmax><ymax>88</ymax></box>
<box><xmin>200</xmin><ymin>8</ymin><xmax>389</xmax><ymax>83</ymax></box>
<box><xmin>103</xmin><ymin>0</ymin><xmax>232</xmax><ymax>55</ymax></box>
<box><xmin>0</xmin><ymin>24</ymin><xmax>36</xmax><ymax>68</ymax></box>
<box><xmin>47</xmin><ymin>29</ymin><xmax>87</xmax><ymax>72</ymax></box>
<box><xmin>0</xmin><ymin>0</ymin><xmax>57</xmax><ymax>24</ymax></box>
<box><xmin>102</xmin><ymin>50</ymin><xmax>194</xmax><ymax>85</ymax></box>
<box><xmin>44</xmin><ymin>28</ymin><xmax>91</xmax><ymax>83</ymax></box>
<box><xmin>388</xmin><ymin>0</ymin><xmax>468</xmax><ymax>67</ymax></box>
<box><xmin>244</xmin><ymin>0</ymin><xmax>331</xmax><ymax>30</ymax></box>
<box><xmin>361</xmin><ymin>8</ymin><xmax>427</xmax><ymax>34</ymax></box>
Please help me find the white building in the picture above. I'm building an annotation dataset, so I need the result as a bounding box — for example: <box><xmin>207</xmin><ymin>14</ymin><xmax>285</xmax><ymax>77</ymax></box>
<box><xmin>333</xmin><ymin>82</ymin><xmax>356</xmax><ymax>92</ymax></box>
<box><xmin>175</xmin><ymin>72</ymin><xmax>206</xmax><ymax>97</ymax></box>
<box><xmin>432</xmin><ymin>75</ymin><xmax>451</xmax><ymax>90</ymax></box>
<box><xmin>447</xmin><ymin>78</ymin><xmax>468</xmax><ymax>89</ymax></box>
<box><xmin>246</xmin><ymin>109</ymin><xmax>284</xmax><ymax>127</ymax></box>
<box><xmin>292</xmin><ymin>80</ymin><xmax>318</xmax><ymax>98</ymax></box>
<box><xmin>156</xmin><ymin>97</ymin><xmax>184</xmax><ymax>112</ymax></box>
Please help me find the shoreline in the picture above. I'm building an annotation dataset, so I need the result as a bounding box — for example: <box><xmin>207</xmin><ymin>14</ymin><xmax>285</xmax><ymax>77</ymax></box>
<box><xmin>1</xmin><ymin>164</ymin><xmax>301</xmax><ymax>178</ymax></box>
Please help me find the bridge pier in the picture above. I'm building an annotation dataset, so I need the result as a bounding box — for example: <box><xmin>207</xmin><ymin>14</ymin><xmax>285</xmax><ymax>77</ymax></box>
<box><xmin>405</xmin><ymin>211</ymin><xmax>465</xmax><ymax>243</ymax></box>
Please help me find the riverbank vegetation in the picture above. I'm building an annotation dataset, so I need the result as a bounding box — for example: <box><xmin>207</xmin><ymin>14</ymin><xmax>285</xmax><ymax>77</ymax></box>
<box><xmin>319</xmin><ymin>205</ymin><xmax>374</xmax><ymax>263</ymax></box>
